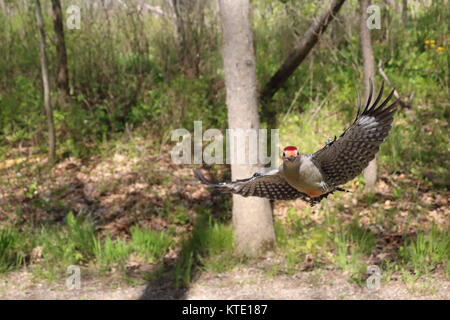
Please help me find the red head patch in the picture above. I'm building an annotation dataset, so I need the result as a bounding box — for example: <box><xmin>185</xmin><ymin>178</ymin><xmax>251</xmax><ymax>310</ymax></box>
<box><xmin>282</xmin><ymin>146</ymin><xmax>299</xmax><ymax>158</ymax></box>
<box><xmin>283</xmin><ymin>146</ymin><xmax>298</xmax><ymax>152</ymax></box>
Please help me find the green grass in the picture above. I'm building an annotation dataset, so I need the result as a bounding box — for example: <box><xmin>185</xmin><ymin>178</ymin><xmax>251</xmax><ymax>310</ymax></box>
<box><xmin>37</xmin><ymin>213</ymin><xmax>96</xmax><ymax>270</ymax></box>
<box><xmin>174</xmin><ymin>215</ymin><xmax>236</xmax><ymax>287</ymax></box>
<box><xmin>0</xmin><ymin>228</ymin><xmax>26</xmax><ymax>273</ymax></box>
<box><xmin>81</xmin><ymin>219</ymin><xmax>173</xmax><ymax>274</ymax></box>
<box><xmin>34</xmin><ymin>213</ymin><xmax>96</xmax><ymax>278</ymax></box>
<box><xmin>274</xmin><ymin>209</ymin><xmax>377</xmax><ymax>285</ymax></box>
<box><xmin>0</xmin><ymin>212</ymin><xmax>174</xmax><ymax>279</ymax></box>
<box><xmin>332</xmin><ymin>223</ymin><xmax>376</xmax><ymax>285</ymax></box>
<box><xmin>400</xmin><ymin>227</ymin><xmax>450</xmax><ymax>276</ymax></box>
<box><xmin>129</xmin><ymin>226</ymin><xmax>173</xmax><ymax>262</ymax></box>
<box><xmin>273</xmin><ymin>209</ymin><xmax>332</xmax><ymax>274</ymax></box>
<box><xmin>3</xmin><ymin>207</ymin><xmax>447</xmax><ymax>288</ymax></box>
<box><xmin>274</xmin><ymin>203</ymin><xmax>449</xmax><ymax>286</ymax></box>
<box><xmin>94</xmin><ymin>236</ymin><xmax>130</xmax><ymax>272</ymax></box>
<box><xmin>94</xmin><ymin>226</ymin><xmax>173</xmax><ymax>273</ymax></box>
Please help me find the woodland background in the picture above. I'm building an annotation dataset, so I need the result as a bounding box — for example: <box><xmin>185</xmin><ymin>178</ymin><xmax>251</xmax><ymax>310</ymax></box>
<box><xmin>0</xmin><ymin>0</ymin><xmax>448</xmax><ymax>299</ymax></box>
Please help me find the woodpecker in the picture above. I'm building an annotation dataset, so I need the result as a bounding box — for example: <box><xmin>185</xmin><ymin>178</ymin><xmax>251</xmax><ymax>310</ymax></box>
<box><xmin>194</xmin><ymin>82</ymin><xmax>399</xmax><ymax>206</ymax></box>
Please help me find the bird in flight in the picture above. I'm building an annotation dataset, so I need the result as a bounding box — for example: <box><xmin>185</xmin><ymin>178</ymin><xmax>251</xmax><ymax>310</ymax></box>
<box><xmin>194</xmin><ymin>82</ymin><xmax>398</xmax><ymax>206</ymax></box>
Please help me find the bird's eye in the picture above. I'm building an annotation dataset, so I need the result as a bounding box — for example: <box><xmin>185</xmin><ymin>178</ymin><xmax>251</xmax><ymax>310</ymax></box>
<box><xmin>297</xmin><ymin>151</ymin><xmax>300</xmax><ymax>156</ymax></box>
<box><xmin>282</xmin><ymin>151</ymin><xmax>286</xmax><ymax>157</ymax></box>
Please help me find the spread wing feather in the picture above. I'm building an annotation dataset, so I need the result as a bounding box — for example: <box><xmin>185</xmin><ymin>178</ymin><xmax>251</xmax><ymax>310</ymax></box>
<box><xmin>311</xmin><ymin>81</ymin><xmax>399</xmax><ymax>187</ymax></box>
<box><xmin>194</xmin><ymin>169</ymin><xmax>310</xmax><ymax>201</ymax></box>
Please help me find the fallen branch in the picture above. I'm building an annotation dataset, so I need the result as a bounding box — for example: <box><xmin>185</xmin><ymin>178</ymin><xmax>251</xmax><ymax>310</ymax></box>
<box><xmin>260</xmin><ymin>0</ymin><xmax>346</xmax><ymax>105</ymax></box>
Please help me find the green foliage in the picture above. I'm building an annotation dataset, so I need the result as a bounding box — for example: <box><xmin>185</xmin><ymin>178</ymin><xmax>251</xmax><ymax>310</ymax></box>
<box><xmin>175</xmin><ymin>215</ymin><xmax>236</xmax><ymax>287</ymax></box>
<box><xmin>4</xmin><ymin>211</ymin><xmax>174</xmax><ymax>278</ymax></box>
<box><xmin>37</xmin><ymin>213</ymin><xmax>173</xmax><ymax>275</ymax></box>
<box><xmin>0</xmin><ymin>76</ymin><xmax>44</xmax><ymax>144</ymax></box>
<box><xmin>0</xmin><ymin>2</ymin><xmax>226</xmax><ymax>158</ymax></box>
<box><xmin>332</xmin><ymin>222</ymin><xmax>375</xmax><ymax>284</ymax></box>
<box><xmin>0</xmin><ymin>0</ymin><xmax>448</xmax><ymax>290</ymax></box>
<box><xmin>94</xmin><ymin>236</ymin><xmax>130</xmax><ymax>272</ymax></box>
<box><xmin>130</xmin><ymin>76</ymin><xmax>227</xmax><ymax>133</ymax></box>
<box><xmin>129</xmin><ymin>226</ymin><xmax>173</xmax><ymax>263</ymax></box>
<box><xmin>274</xmin><ymin>208</ymin><xmax>331</xmax><ymax>273</ymax></box>
<box><xmin>274</xmin><ymin>209</ymin><xmax>376</xmax><ymax>284</ymax></box>
<box><xmin>65</xmin><ymin>212</ymin><xmax>97</xmax><ymax>259</ymax></box>
<box><xmin>0</xmin><ymin>228</ymin><xmax>26</xmax><ymax>273</ymax></box>
<box><xmin>400</xmin><ymin>227</ymin><xmax>450</xmax><ymax>276</ymax></box>
<box><xmin>25</xmin><ymin>181</ymin><xmax>38</xmax><ymax>199</ymax></box>
<box><xmin>37</xmin><ymin>213</ymin><xmax>96</xmax><ymax>274</ymax></box>
<box><xmin>0</xmin><ymin>0</ymin><xmax>447</xmax><ymax>167</ymax></box>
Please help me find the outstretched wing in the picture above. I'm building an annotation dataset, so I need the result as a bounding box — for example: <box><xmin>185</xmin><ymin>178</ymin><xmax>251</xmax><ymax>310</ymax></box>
<box><xmin>194</xmin><ymin>169</ymin><xmax>309</xmax><ymax>201</ymax></box>
<box><xmin>311</xmin><ymin>81</ymin><xmax>398</xmax><ymax>187</ymax></box>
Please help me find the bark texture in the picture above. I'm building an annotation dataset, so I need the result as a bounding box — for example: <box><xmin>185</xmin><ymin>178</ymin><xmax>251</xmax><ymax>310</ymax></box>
<box><xmin>36</xmin><ymin>0</ymin><xmax>56</xmax><ymax>163</ymax></box>
<box><xmin>218</xmin><ymin>0</ymin><xmax>275</xmax><ymax>256</ymax></box>
<box><xmin>360</xmin><ymin>0</ymin><xmax>377</xmax><ymax>192</ymax></box>
<box><xmin>51</xmin><ymin>0</ymin><xmax>70</xmax><ymax>98</ymax></box>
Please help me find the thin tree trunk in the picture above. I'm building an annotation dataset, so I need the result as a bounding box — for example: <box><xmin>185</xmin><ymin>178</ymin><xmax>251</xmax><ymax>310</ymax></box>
<box><xmin>218</xmin><ymin>0</ymin><xmax>275</xmax><ymax>256</ymax></box>
<box><xmin>402</xmin><ymin>0</ymin><xmax>408</xmax><ymax>25</ymax></box>
<box><xmin>260</xmin><ymin>0</ymin><xmax>346</xmax><ymax>105</ymax></box>
<box><xmin>51</xmin><ymin>0</ymin><xmax>70</xmax><ymax>98</ymax></box>
<box><xmin>36</xmin><ymin>0</ymin><xmax>56</xmax><ymax>163</ymax></box>
<box><xmin>360</xmin><ymin>0</ymin><xmax>377</xmax><ymax>192</ymax></box>
<box><xmin>0</xmin><ymin>0</ymin><xmax>6</xmax><ymax>13</ymax></box>
<box><xmin>171</xmin><ymin>0</ymin><xmax>187</xmax><ymax>64</ymax></box>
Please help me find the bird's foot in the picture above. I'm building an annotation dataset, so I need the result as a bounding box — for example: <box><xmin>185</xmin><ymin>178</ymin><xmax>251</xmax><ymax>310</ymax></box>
<box><xmin>335</xmin><ymin>187</ymin><xmax>351</xmax><ymax>193</ymax></box>
<box><xmin>325</xmin><ymin>136</ymin><xmax>337</xmax><ymax>147</ymax></box>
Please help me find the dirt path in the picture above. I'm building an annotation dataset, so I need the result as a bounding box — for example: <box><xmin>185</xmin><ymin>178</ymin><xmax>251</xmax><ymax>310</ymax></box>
<box><xmin>0</xmin><ymin>267</ymin><xmax>448</xmax><ymax>300</ymax></box>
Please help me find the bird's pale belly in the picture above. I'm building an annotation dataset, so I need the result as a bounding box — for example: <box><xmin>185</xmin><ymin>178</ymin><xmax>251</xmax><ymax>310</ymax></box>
<box><xmin>282</xmin><ymin>172</ymin><xmax>325</xmax><ymax>197</ymax></box>
<box><xmin>289</xmin><ymin>181</ymin><xmax>324</xmax><ymax>197</ymax></box>
<box><xmin>302</xmin><ymin>188</ymin><xmax>323</xmax><ymax>197</ymax></box>
<box><xmin>282</xmin><ymin>158</ymin><xmax>326</xmax><ymax>198</ymax></box>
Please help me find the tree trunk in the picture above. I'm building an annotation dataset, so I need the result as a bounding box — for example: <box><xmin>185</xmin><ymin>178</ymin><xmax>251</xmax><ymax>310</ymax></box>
<box><xmin>36</xmin><ymin>0</ymin><xmax>56</xmax><ymax>163</ymax></box>
<box><xmin>360</xmin><ymin>0</ymin><xmax>377</xmax><ymax>192</ymax></box>
<box><xmin>171</xmin><ymin>0</ymin><xmax>187</xmax><ymax>64</ymax></box>
<box><xmin>402</xmin><ymin>0</ymin><xmax>408</xmax><ymax>25</ymax></box>
<box><xmin>260</xmin><ymin>0</ymin><xmax>346</xmax><ymax>106</ymax></box>
<box><xmin>51</xmin><ymin>0</ymin><xmax>70</xmax><ymax>99</ymax></box>
<box><xmin>218</xmin><ymin>0</ymin><xmax>275</xmax><ymax>256</ymax></box>
<box><xmin>0</xmin><ymin>0</ymin><xmax>6</xmax><ymax>13</ymax></box>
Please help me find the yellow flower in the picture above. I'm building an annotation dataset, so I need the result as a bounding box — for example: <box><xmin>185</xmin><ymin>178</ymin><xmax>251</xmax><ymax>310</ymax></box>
<box><xmin>424</xmin><ymin>40</ymin><xmax>430</xmax><ymax>44</ymax></box>
<box><xmin>431</xmin><ymin>43</ymin><xmax>436</xmax><ymax>48</ymax></box>
<box><xmin>437</xmin><ymin>46</ymin><xmax>445</xmax><ymax>52</ymax></box>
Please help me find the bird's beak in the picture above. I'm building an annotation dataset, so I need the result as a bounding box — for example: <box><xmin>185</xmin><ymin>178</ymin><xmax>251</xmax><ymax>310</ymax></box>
<box><xmin>283</xmin><ymin>150</ymin><xmax>298</xmax><ymax>162</ymax></box>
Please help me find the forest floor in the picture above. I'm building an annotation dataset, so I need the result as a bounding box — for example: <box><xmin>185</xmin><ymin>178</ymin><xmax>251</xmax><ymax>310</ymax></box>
<box><xmin>1</xmin><ymin>266</ymin><xmax>449</xmax><ymax>300</ymax></box>
<box><xmin>0</xmin><ymin>134</ymin><xmax>448</xmax><ymax>300</ymax></box>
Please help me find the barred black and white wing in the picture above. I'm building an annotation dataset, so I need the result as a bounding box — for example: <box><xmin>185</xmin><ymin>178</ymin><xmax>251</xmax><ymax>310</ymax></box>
<box><xmin>311</xmin><ymin>81</ymin><xmax>398</xmax><ymax>187</ymax></box>
<box><xmin>194</xmin><ymin>169</ymin><xmax>309</xmax><ymax>201</ymax></box>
